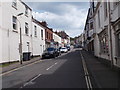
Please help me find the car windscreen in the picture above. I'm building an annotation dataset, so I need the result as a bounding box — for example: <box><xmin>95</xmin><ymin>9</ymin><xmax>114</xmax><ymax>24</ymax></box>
<box><xmin>47</xmin><ymin>48</ymin><xmax>54</xmax><ymax>51</ymax></box>
<box><xmin>61</xmin><ymin>48</ymin><xmax>66</xmax><ymax>49</ymax></box>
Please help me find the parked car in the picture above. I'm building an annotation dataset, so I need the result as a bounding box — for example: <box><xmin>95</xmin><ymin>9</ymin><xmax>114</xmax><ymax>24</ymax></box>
<box><xmin>74</xmin><ymin>44</ymin><xmax>81</xmax><ymax>48</ymax></box>
<box><xmin>42</xmin><ymin>47</ymin><xmax>57</xmax><ymax>59</ymax></box>
<box><xmin>66</xmin><ymin>46</ymin><xmax>71</xmax><ymax>51</ymax></box>
<box><xmin>60</xmin><ymin>47</ymin><xmax>68</xmax><ymax>53</ymax></box>
<box><xmin>55</xmin><ymin>48</ymin><xmax>61</xmax><ymax>56</ymax></box>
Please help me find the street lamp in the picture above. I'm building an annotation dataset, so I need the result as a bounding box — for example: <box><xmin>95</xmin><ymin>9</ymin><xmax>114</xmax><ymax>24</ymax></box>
<box><xmin>17</xmin><ymin>13</ymin><xmax>23</xmax><ymax>64</ymax></box>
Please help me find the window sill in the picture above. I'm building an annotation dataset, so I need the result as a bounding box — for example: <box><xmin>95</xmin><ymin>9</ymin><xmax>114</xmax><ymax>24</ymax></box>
<box><xmin>13</xmin><ymin>30</ymin><xmax>18</xmax><ymax>33</ymax></box>
<box><xmin>25</xmin><ymin>14</ymin><xmax>28</xmax><ymax>17</ymax></box>
<box><xmin>12</xmin><ymin>5</ymin><xmax>17</xmax><ymax>10</ymax></box>
<box><xmin>25</xmin><ymin>34</ymin><xmax>29</xmax><ymax>36</ymax></box>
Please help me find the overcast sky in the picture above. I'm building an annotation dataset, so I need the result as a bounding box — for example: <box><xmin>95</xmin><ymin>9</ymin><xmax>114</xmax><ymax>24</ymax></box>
<box><xmin>26</xmin><ymin>2</ymin><xmax>89</xmax><ymax>38</ymax></box>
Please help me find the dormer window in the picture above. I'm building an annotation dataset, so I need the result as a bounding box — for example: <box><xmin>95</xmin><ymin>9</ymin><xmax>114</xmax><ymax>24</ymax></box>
<box><xmin>12</xmin><ymin>0</ymin><xmax>17</xmax><ymax>9</ymax></box>
<box><xmin>25</xmin><ymin>6</ymin><xmax>28</xmax><ymax>16</ymax></box>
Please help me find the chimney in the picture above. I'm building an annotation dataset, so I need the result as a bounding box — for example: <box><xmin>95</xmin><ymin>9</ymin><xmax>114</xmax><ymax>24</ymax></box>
<box><xmin>41</xmin><ymin>21</ymin><xmax>48</xmax><ymax>27</ymax></box>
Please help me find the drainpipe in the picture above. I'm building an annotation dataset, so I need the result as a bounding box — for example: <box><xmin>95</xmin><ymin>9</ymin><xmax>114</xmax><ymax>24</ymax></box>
<box><xmin>108</xmin><ymin>2</ymin><xmax>114</xmax><ymax>68</ymax></box>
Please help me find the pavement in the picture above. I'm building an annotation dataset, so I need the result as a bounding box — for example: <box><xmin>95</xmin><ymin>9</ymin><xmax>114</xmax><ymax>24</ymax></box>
<box><xmin>1</xmin><ymin>56</ymin><xmax>41</xmax><ymax>74</ymax></box>
<box><xmin>81</xmin><ymin>50</ymin><xmax>120</xmax><ymax>88</ymax></box>
<box><xmin>2</xmin><ymin>49</ymin><xmax>87</xmax><ymax>88</ymax></box>
<box><xmin>1</xmin><ymin>48</ymin><xmax>75</xmax><ymax>75</ymax></box>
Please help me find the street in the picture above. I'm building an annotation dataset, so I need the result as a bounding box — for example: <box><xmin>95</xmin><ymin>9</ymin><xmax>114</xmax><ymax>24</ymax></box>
<box><xmin>1</xmin><ymin>1</ymin><xmax>120</xmax><ymax>89</ymax></box>
<box><xmin>2</xmin><ymin>48</ymin><xmax>93</xmax><ymax>88</ymax></box>
<box><xmin>2</xmin><ymin>48</ymin><xmax>119</xmax><ymax>89</ymax></box>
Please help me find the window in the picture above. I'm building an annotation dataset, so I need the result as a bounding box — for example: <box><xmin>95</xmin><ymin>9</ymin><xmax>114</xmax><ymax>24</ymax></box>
<box><xmin>27</xmin><ymin>42</ymin><xmax>30</xmax><ymax>52</ymax></box>
<box><xmin>117</xmin><ymin>33</ymin><xmax>120</xmax><ymax>56</ymax></box>
<box><xmin>51</xmin><ymin>34</ymin><xmax>52</xmax><ymax>39</ymax></box>
<box><xmin>90</xmin><ymin>22</ymin><xmax>93</xmax><ymax>30</ymax></box>
<box><xmin>117</xmin><ymin>33</ymin><xmax>120</xmax><ymax>57</ymax></box>
<box><xmin>41</xmin><ymin>29</ymin><xmax>43</xmax><ymax>40</ymax></box>
<box><xmin>99</xmin><ymin>29</ymin><xmax>109</xmax><ymax>54</ymax></box>
<box><xmin>104</xmin><ymin>2</ymin><xmax>108</xmax><ymax>20</ymax></box>
<box><xmin>25</xmin><ymin>6</ymin><xmax>28</xmax><ymax>16</ymax></box>
<box><xmin>115</xmin><ymin>22</ymin><xmax>120</xmax><ymax>56</ymax></box>
<box><xmin>12</xmin><ymin>0</ymin><xmax>17</xmax><ymax>8</ymax></box>
<box><xmin>34</xmin><ymin>25</ymin><xmax>37</xmax><ymax>37</ymax></box>
<box><xmin>98</xmin><ymin>10</ymin><xmax>101</xmax><ymax>28</ymax></box>
<box><xmin>12</xmin><ymin>16</ymin><xmax>17</xmax><ymax>30</ymax></box>
<box><xmin>25</xmin><ymin>22</ymin><xmax>29</xmax><ymax>35</ymax></box>
<box><xmin>47</xmin><ymin>32</ymin><xmax>48</xmax><ymax>39</ymax></box>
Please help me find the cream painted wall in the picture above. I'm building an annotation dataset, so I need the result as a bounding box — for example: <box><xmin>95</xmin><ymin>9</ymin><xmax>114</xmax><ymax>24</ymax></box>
<box><xmin>53</xmin><ymin>33</ymin><xmax>61</xmax><ymax>45</ymax></box>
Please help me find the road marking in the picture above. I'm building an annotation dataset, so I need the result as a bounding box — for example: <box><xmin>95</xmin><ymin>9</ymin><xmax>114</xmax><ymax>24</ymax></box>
<box><xmin>46</xmin><ymin>62</ymin><xmax>58</xmax><ymax>71</ymax></box>
<box><xmin>30</xmin><ymin>74</ymin><xmax>42</xmax><ymax>82</ymax></box>
<box><xmin>80</xmin><ymin>51</ymin><xmax>93</xmax><ymax>90</ymax></box>
<box><xmin>22</xmin><ymin>74</ymin><xmax>42</xmax><ymax>88</ymax></box>
<box><xmin>0</xmin><ymin>60</ymin><xmax>43</xmax><ymax>76</ymax></box>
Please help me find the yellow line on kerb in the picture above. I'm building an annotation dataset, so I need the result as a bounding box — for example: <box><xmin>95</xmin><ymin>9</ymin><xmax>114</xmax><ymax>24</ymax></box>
<box><xmin>0</xmin><ymin>60</ymin><xmax>43</xmax><ymax>76</ymax></box>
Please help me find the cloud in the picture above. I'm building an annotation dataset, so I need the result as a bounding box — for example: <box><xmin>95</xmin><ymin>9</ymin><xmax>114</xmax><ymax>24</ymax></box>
<box><xmin>23</xmin><ymin>0</ymin><xmax>90</xmax><ymax>2</ymax></box>
<box><xmin>27</xmin><ymin>2</ymin><xmax>89</xmax><ymax>37</ymax></box>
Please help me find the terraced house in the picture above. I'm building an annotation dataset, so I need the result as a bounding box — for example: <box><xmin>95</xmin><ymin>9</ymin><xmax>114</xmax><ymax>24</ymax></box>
<box><xmin>91</xmin><ymin>0</ymin><xmax>120</xmax><ymax>68</ymax></box>
<box><xmin>32</xmin><ymin>18</ymin><xmax>45</xmax><ymax>57</ymax></box>
<box><xmin>0</xmin><ymin>0</ymin><xmax>46</xmax><ymax>63</ymax></box>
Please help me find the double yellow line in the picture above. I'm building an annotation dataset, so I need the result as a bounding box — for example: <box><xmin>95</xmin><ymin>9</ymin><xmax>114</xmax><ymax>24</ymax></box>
<box><xmin>80</xmin><ymin>51</ymin><xmax>93</xmax><ymax>90</ymax></box>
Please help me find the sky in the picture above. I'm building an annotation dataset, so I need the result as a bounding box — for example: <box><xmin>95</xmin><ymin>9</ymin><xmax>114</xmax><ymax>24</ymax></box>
<box><xmin>26</xmin><ymin>2</ymin><xmax>90</xmax><ymax>38</ymax></box>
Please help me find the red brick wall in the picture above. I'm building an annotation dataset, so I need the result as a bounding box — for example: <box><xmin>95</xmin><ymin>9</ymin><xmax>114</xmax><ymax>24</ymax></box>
<box><xmin>45</xmin><ymin>28</ymin><xmax>53</xmax><ymax>42</ymax></box>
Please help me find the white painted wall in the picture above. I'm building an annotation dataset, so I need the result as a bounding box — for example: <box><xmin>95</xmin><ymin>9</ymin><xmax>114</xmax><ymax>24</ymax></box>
<box><xmin>94</xmin><ymin>2</ymin><xmax>110</xmax><ymax>59</ymax></box>
<box><xmin>0</xmin><ymin>2</ymin><xmax>2</xmax><ymax>63</ymax></box>
<box><xmin>32</xmin><ymin>21</ymin><xmax>45</xmax><ymax>56</ymax></box>
<box><xmin>93</xmin><ymin>2</ymin><xmax>120</xmax><ymax>67</ymax></box>
<box><xmin>1</xmin><ymin>0</ymin><xmax>32</xmax><ymax>63</ymax></box>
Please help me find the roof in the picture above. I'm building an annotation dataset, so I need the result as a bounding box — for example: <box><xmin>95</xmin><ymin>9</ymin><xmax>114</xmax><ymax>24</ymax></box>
<box><xmin>32</xmin><ymin>18</ymin><xmax>53</xmax><ymax>32</ymax></box>
<box><xmin>20</xmin><ymin>0</ymin><xmax>32</xmax><ymax>11</ymax></box>
<box><xmin>32</xmin><ymin>18</ymin><xmax>46</xmax><ymax>29</ymax></box>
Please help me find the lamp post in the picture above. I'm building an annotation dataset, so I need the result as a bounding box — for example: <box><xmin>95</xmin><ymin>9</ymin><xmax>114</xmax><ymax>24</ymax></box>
<box><xmin>17</xmin><ymin>13</ymin><xmax>23</xmax><ymax>64</ymax></box>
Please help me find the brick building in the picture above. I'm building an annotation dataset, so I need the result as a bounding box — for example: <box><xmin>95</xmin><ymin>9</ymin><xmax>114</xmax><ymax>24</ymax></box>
<box><xmin>41</xmin><ymin>21</ymin><xmax>53</xmax><ymax>48</ymax></box>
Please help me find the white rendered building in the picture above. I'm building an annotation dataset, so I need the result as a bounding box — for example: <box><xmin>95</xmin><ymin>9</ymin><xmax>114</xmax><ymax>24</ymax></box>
<box><xmin>0</xmin><ymin>0</ymin><xmax>33</xmax><ymax>63</ymax></box>
<box><xmin>32</xmin><ymin>18</ymin><xmax>45</xmax><ymax>56</ymax></box>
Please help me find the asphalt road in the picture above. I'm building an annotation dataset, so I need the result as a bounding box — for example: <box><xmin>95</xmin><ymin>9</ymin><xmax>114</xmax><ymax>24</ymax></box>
<box><xmin>2</xmin><ymin>49</ymin><xmax>92</xmax><ymax>89</ymax></box>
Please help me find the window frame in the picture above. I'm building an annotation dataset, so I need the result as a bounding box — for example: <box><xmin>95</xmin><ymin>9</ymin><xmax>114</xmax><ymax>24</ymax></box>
<box><xmin>99</xmin><ymin>28</ymin><xmax>109</xmax><ymax>54</ymax></box>
<box><xmin>34</xmin><ymin>25</ymin><xmax>37</xmax><ymax>37</ymax></box>
<box><xmin>117</xmin><ymin>33</ymin><xmax>120</xmax><ymax>56</ymax></box>
<box><xmin>25</xmin><ymin>6</ymin><xmax>28</xmax><ymax>17</ymax></box>
<box><xmin>12</xmin><ymin>0</ymin><xmax>17</xmax><ymax>9</ymax></box>
<box><xmin>104</xmin><ymin>2</ymin><xmax>108</xmax><ymax>20</ymax></box>
<box><xmin>41</xmin><ymin>29</ymin><xmax>43</xmax><ymax>40</ymax></box>
<box><xmin>98</xmin><ymin>10</ymin><xmax>101</xmax><ymax>28</ymax></box>
<box><xmin>25</xmin><ymin>22</ymin><xmax>29</xmax><ymax>35</ymax></box>
<box><xmin>12</xmin><ymin>16</ymin><xmax>17</xmax><ymax>31</ymax></box>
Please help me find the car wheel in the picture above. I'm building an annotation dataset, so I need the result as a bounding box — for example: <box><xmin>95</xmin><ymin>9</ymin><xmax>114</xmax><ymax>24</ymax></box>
<box><xmin>41</xmin><ymin>57</ymin><xmax>44</xmax><ymax>59</ymax></box>
<box><xmin>53</xmin><ymin>54</ymin><xmax>55</xmax><ymax>58</ymax></box>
